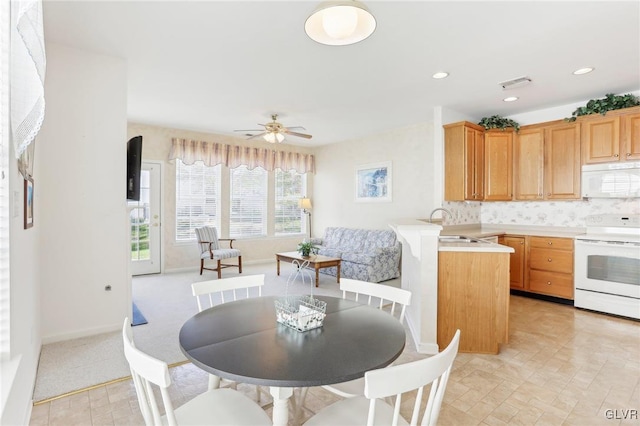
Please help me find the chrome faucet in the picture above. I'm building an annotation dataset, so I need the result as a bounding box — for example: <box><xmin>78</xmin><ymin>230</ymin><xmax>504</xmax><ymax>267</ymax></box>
<box><xmin>429</xmin><ymin>207</ymin><xmax>453</xmax><ymax>223</ymax></box>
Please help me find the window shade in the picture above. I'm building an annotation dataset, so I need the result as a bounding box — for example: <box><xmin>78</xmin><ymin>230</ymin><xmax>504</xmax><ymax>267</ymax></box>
<box><xmin>175</xmin><ymin>160</ymin><xmax>221</xmax><ymax>241</ymax></box>
<box><xmin>230</xmin><ymin>166</ymin><xmax>267</xmax><ymax>238</ymax></box>
<box><xmin>275</xmin><ymin>170</ymin><xmax>306</xmax><ymax>235</ymax></box>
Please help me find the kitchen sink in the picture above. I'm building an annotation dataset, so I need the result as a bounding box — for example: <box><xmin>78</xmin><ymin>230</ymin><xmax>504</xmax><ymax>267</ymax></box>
<box><xmin>438</xmin><ymin>235</ymin><xmax>486</xmax><ymax>243</ymax></box>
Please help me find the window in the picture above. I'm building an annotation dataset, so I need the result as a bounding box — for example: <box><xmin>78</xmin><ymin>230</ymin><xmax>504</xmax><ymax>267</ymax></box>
<box><xmin>175</xmin><ymin>160</ymin><xmax>221</xmax><ymax>241</ymax></box>
<box><xmin>275</xmin><ymin>169</ymin><xmax>306</xmax><ymax>235</ymax></box>
<box><xmin>230</xmin><ymin>165</ymin><xmax>267</xmax><ymax>238</ymax></box>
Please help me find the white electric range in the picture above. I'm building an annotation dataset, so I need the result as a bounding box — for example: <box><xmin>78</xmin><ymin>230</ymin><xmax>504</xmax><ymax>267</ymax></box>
<box><xmin>574</xmin><ymin>214</ymin><xmax>640</xmax><ymax>320</ymax></box>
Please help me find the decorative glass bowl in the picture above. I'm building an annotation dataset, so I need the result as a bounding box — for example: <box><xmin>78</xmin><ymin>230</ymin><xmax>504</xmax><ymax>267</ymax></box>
<box><xmin>275</xmin><ymin>295</ymin><xmax>326</xmax><ymax>332</ymax></box>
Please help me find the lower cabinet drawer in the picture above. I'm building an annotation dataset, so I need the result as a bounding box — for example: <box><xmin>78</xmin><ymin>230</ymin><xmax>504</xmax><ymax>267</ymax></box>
<box><xmin>529</xmin><ymin>270</ymin><xmax>574</xmax><ymax>299</ymax></box>
<box><xmin>529</xmin><ymin>248</ymin><xmax>573</xmax><ymax>273</ymax></box>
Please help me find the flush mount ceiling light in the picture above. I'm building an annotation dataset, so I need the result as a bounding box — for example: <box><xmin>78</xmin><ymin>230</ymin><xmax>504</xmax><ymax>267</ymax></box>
<box><xmin>573</xmin><ymin>67</ymin><xmax>594</xmax><ymax>75</ymax></box>
<box><xmin>503</xmin><ymin>96</ymin><xmax>519</xmax><ymax>102</ymax></box>
<box><xmin>305</xmin><ymin>0</ymin><xmax>377</xmax><ymax>46</ymax></box>
<box><xmin>432</xmin><ymin>72</ymin><xmax>449</xmax><ymax>79</ymax></box>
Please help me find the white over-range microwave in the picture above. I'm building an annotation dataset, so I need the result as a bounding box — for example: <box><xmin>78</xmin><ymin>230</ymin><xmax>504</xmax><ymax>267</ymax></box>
<box><xmin>581</xmin><ymin>161</ymin><xmax>640</xmax><ymax>198</ymax></box>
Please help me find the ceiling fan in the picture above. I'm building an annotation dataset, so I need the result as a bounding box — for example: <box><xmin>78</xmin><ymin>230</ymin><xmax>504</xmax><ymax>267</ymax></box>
<box><xmin>234</xmin><ymin>114</ymin><xmax>312</xmax><ymax>143</ymax></box>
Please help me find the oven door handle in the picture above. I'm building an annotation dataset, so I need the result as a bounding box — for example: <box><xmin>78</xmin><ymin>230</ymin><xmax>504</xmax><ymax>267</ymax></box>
<box><xmin>575</xmin><ymin>239</ymin><xmax>640</xmax><ymax>248</ymax></box>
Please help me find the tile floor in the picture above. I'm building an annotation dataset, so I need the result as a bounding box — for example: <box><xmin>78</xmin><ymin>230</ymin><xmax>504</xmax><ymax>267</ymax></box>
<box><xmin>29</xmin><ymin>295</ymin><xmax>640</xmax><ymax>426</ymax></box>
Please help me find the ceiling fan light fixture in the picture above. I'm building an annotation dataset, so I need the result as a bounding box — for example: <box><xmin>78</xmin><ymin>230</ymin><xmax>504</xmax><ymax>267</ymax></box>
<box><xmin>305</xmin><ymin>1</ymin><xmax>376</xmax><ymax>46</ymax></box>
<box><xmin>264</xmin><ymin>132</ymin><xmax>284</xmax><ymax>144</ymax></box>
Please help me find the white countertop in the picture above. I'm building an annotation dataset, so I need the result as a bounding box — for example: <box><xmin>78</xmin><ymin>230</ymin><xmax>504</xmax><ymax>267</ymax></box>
<box><xmin>440</xmin><ymin>224</ymin><xmax>586</xmax><ymax>239</ymax></box>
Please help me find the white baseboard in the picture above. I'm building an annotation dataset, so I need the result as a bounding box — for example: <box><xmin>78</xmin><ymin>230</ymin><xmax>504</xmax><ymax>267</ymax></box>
<box><xmin>41</xmin><ymin>323</ymin><xmax>121</xmax><ymax>345</ymax></box>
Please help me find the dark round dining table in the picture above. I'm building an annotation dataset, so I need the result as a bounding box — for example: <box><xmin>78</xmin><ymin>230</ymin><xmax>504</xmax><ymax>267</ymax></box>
<box><xmin>179</xmin><ymin>295</ymin><xmax>406</xmax><ymax>426</ymax></box>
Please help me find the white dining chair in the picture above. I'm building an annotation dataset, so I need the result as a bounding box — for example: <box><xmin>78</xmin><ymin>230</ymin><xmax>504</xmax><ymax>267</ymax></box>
<box><xmin>295</xmin><ymin>278</ymin><xmax>412</xmax><ymax>421</ymax></box>
<box><xmin>191</xmin><ymin>274</ymin><xmax>268</xmax><ymax>402</ymax></box>
<box><xmin>121</xmin><ymin>318</ymin><xmax>272</xmax><ymax>426</ymax></box>
<box><xmin>304</xmin><ymin>329</ymin><xmax>461</xmax><ymax>426</ymax></box>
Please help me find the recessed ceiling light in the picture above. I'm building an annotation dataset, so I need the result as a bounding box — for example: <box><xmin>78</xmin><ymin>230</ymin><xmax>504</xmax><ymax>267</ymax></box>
<box><xmin>432</xmin><ymin>72</ymin><xmax>449</xmax><ymax>79</ymax></box>
<box><xmin>573</xmin><ymin>67</ymin><xmax>594</xmax><ymax>75</ymax></box>
<box><xmin>503</xmin><ymin>96</ymin><xmax>519</xmax><ymax>102</ymax></box>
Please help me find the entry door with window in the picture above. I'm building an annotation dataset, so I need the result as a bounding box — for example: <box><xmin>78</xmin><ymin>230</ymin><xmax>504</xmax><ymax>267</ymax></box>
<box><xmin>129</xmin><ymin>162</ymin><xmax>161</xmax><ymax>275</ymax></box>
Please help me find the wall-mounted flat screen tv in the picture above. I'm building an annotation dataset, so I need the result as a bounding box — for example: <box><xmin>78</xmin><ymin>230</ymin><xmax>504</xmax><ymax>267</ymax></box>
<box><xmin>126</xmin><ymin>136</ymin><xmax>143</xmax><ymax>201</ymax></box>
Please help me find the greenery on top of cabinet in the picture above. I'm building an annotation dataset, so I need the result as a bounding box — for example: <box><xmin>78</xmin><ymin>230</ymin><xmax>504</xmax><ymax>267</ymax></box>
<box><xmin>566</xmin><ymin>93</ymin><xmax>640</xmax><ymax>122</ymax></box>
<box><xmin>478</xmin><ymin>115</ymin><xmax>520</xmax><ymax>132</ymax></box>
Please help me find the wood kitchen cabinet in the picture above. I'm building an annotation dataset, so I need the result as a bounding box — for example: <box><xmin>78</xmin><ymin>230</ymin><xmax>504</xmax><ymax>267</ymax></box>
<box><xmin>545</xmin><ymin>122</ymin><xmax>581</xmax><ymax>199</ymax></box>
<box><xmin>514</xmin><ymin>127</ymin><xmax>545</xmax><ymax>200</ymax></box>
<box><xmin>498</xmin><ymin>236</ymin><xmax>525</xmax><ymax>289</ymax></box>
<box><xmin>444</xmin><ymin>122</ymin><xmax>485</xmax><ymax>201</ymax></box>
<box><xmin>438</xmin><ymin>250</ymin><xmax>509</xmax><ymax>354</ymax></box>
<box><xmin>527</xmin><ymin>236</ymin><xmax>574</xmax><ymax>299</ymax></box>
<box><xmin>514</xmin><ymin>122</ymin><xmax>581</xmax><ymax>200</ymax></box>
<box><xmin>582</xmin><ymin>107</ymin><xmax>640</xmax><ymax>164</ymax></box>
<box><xmin>484</xmin><ymin>130</ymin><xmax>514</xmax><ymax>201</ymax></box>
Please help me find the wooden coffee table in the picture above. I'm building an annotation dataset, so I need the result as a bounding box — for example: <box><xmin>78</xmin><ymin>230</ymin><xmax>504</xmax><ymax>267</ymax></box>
<box><xmin>275</xmin><ymin>251</ymin><xmax>341</xmax><ymax>287</ymax></box>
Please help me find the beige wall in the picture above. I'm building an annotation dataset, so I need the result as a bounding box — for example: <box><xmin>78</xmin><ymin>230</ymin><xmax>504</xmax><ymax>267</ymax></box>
<box><xmin>312</xmin><ymin>122</ymin><xmax>438</xmax><ymax>235</ymax></box>
<box><xmin>127</xmin><ymin>123</ymin><xmax>316</xmax><ymax>270</ymax></box>
<box><xmin>38</xmin><ymin>43</ymin><xmax>129</xmax><ymax>343</ymax></box>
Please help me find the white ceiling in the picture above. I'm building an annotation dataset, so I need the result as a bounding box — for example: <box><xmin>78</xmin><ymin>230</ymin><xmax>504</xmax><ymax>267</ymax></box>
<box><xmin>42</xmin><ymin>1</ymin><xmax>640</xmax><ymax>146</ymax></box>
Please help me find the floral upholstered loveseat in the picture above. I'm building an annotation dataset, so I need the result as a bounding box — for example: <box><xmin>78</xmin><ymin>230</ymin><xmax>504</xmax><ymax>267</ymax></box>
<box><xmin>310</xmin><ymin>227</ymin><xmax>401</xmax><ymax>283</ymax></box>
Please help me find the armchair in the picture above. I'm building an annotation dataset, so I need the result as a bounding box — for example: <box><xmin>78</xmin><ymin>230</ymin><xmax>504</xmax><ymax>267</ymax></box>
<box><xmin>195</xmin><ymin>226</ymin><xmax>242</xmax><ymax>278</ymax></box>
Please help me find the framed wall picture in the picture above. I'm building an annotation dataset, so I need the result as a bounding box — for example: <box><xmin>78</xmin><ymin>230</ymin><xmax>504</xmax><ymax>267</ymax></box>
<box><xmin>24</xmin><ymin>177</ymin><xmax>34</xmax><ymax>229</ymax></box>
<box><xmin>355</xmin><ymin>161</ymin><xmax>392</xmax><ymax>202</ymax></box>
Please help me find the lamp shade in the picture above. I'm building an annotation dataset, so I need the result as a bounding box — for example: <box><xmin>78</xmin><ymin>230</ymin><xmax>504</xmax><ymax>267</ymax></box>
<box><xmin>305</xmin><ymin>1</ymin><xmax>376</xmax><ymax>46</ymax></box>
<box><xmin>299</xmin><ymin>198</ymin><xmax>312</xmax><ymax>210</ymax></box>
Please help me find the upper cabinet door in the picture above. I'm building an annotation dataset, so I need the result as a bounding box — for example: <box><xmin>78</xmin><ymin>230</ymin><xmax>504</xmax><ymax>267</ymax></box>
<box><xmin>472</xmin><ymin>129</ymin><xmax>485</xmax><ymax>200</ymax></box>
<box><xmin>444</xmin><ymin>122</ymin><xmax>486</xmax><ymax>201</ymax></box>
<box><xmin>582</xmin><ymin>116</ymin><xmax>621</xmax><ymax>164</ymax></box>
<box><xmin>514</xmin><ymin>128</ymin><xmax>544</xmax><ymax>200</ymax></box>
<box><xmin>622</xmin><ymin>112</ymin><xmax>640</xmax><ymax>161</ymax></box>
<box><xmin>484</xmin><ymin>130</ymin><xmax>513</xmax><ymax>201</ymax></box>
<box><xmin>545</xmin><ymin>123</ymin><xmax>581</xmax><ymax>199</ymax></box>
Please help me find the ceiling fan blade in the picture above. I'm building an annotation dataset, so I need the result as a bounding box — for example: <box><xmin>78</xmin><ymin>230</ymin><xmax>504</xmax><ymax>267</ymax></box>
<box><xmin>286</xmin><ymin>126</ymin><xmax>307</xmax><ymax>131</ymax></box>
<box><xmin>234</xmin><ymin>129</ymin><xmax>263</xmax><ymax>132</ymax></box>
<box><xmin>247</xmin><ymin>132</ymin><xmax>267</xmax><ymax>140</ymax></box>
<box><xmin>284</xmin><ymin>130</ymin><xmax>312</xmax><ymax>139</ymax></box>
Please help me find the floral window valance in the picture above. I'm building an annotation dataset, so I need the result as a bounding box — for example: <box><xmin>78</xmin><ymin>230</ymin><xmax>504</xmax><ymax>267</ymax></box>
<box><xmin>169</xmin><ymin>138</ymin><xmax>315</xmax><ymax>174</ymax></box>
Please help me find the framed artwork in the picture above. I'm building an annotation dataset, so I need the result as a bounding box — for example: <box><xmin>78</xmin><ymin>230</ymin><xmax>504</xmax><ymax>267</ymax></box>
<box><xmin>24</xmin><ymin>177</ymin><xmax>34</xmax><ymax>229</ymax></box>
<box><xmin>355</xmin><ymin>161</ymin><xmax>392</xmax><ymax>202</ymax></box>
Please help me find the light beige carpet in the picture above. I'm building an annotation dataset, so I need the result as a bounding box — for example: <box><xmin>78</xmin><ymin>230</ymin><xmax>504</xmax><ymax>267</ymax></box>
<box><xmin>33</xmin><ymin>262</ymin><xmax>399</xmax><ymax>401</ymax></box>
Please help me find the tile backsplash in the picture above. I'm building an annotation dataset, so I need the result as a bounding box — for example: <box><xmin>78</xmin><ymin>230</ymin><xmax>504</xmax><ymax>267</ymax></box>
<box><xmin>444</xmin><ymin>198</ymin><xmax>640</xmax><ymax>228</ymax></box>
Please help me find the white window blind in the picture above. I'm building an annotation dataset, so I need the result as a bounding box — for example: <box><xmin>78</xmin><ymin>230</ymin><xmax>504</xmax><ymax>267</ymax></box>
<box><xmin>175</xmin><ymin>160</ymin><xmax>221</xmax><ymax>241</ymax></box>
<box><xmin>275</xmin><ymin>169</ymin><xmax>306</xmax><ymax>235</ymax></box>
<box><xmin>230</xmin><ymin>165</ymin><xmax>267</xmax><ymax>238</ymax></box>
<box><xmin>0</xmin><ymin>0</ymin><xmax>10</xmax><ymax>359</ymax></box>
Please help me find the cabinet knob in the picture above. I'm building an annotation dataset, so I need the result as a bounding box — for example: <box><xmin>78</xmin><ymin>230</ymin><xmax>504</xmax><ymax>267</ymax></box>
<box><xmin>627</xmin><ymin>153</ymin><xmax>632</xmax><ymax>157</ymax></box>
<box><xmin>520</xmin><ymin>241</ymin><xmax>524</xmax><ymax>245</ymax></box>
<box><xmin>547</xmin><ymin>281</ymin><xmax>552</xmax><ymax>285</ymax></box>
<box><xmin>614</xmin><ymin>154</ymin><xmax>619</xmax><ymax>158</ymax></box>
<box><xmin>547</xmin><ymin>241</ymin><xmax>553</xmax><ymax>245</ymax></box>
<box><xmin>548</xmin><ymin>258</ymin><xmax>552</xmax><ymax>262</ymax></box>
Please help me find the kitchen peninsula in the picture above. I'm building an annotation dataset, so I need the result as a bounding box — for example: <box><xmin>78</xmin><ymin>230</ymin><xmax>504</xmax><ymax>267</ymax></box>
<box><xmin>391</xmin><ymin>220</ymin><xmax>513</xmax><ymax>355</ymax></box>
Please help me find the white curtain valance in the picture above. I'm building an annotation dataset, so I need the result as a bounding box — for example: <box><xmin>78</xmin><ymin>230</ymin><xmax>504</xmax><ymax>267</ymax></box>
<box><xmin>169</xmin><ymin>138</ymin><xmax>229</xmax><ymax>166</ymax></box>
<box><xmin>11</xmin><ymin>0</ymin><xmax>46</xmax><ymax>159</ymax></box>
<box><xmin>169</xmin><ymin>138</ymin><xmax>315</xmax><ymax>174</ymax></box>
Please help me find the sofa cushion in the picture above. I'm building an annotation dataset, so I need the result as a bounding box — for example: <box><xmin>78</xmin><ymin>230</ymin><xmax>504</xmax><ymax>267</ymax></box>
<box><xmin>361</xmin><ymin>229</ymin><xmax>398</xmax><ymax>252</ymax></box>
<box><xmin>341</xmin><ymin>252</ymin><xmax>376</xmax><ymax>266</ymax></box>
<box><xmin>318</xmin><ymin>248</ymin><xmax>343</xmax><ymax>258</ymax></box>
<box><xmin>324</xmin><ymin>227</ymin><xmax>369</xmax><ymax>252</ymax></box>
